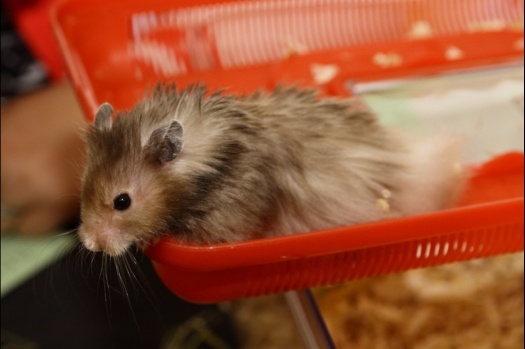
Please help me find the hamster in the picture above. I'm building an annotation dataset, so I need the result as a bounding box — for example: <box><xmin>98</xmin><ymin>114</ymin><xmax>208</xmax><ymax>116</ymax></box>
<box><xmin>78</xmin><ymin>84</ymin><xmax>464</xmax><ymax>256</ymax></box>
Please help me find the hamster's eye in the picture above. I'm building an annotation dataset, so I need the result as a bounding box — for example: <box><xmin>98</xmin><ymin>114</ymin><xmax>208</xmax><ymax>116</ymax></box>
<box><xmin>113</xmin><ymin>193</ymin><xmax>131</xmax><ymax>211</ymax></box>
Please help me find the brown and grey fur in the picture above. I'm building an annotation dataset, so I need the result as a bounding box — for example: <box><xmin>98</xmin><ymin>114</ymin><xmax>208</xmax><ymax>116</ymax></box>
<box><xmin>78</xmin><ymin>84</ymin><xmax>463</xmax><ymax>256</ymax></box>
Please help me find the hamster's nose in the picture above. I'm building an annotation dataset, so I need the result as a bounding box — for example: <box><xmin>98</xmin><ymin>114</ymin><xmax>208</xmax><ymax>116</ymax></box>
<box><xmin>78</xmin><ymin>224</ymin><xmax>130</xmax><ymax>256</ymax></box>
<box><xmin>80</xmin><ymin>234</ymin><xmax>103</xmax><ymax>253</ymax></box>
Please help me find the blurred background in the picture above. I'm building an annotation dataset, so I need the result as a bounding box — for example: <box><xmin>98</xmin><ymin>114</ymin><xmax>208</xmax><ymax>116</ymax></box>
<box><xmin>1</xmin><ymin>1</ymin><xmax>245</xmax><ymax>348</ymax></box>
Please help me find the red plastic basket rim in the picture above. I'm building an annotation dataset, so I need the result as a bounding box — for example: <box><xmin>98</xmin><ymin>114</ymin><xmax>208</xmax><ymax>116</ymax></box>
<box><xmin>145</xmin><ymin>199</ymin><xmax>523</xmax><ymax>271</ymax></box>
<box><xmin>144</xmin><ymin>152</ymin><xmax>524</xmax><ymax>271</ymax></box>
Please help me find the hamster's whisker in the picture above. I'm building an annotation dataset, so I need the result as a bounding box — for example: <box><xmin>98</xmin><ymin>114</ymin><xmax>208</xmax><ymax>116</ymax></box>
<box><xmin>125</xmin><ymin>249</ymin><xmax>161</xmax><ymax>316</ymax></box>
<box><xmin>101</xmin><ymin>254</ymin><xmax>111</xmax><ymax>309</ymax></box>
<box><xmin>69</xmin><ymin>156</ymin><xmax>84</xmax><ymax>172</ymax></box>
<box><xmin>115</xmin><ymin>255</ymin><xmax>142</xmax><ymax>331</ymax></box>
<box><xmin>55</xmin><ymin>228</ymin><xmax>79</xmax><ymax>237</ymax></box>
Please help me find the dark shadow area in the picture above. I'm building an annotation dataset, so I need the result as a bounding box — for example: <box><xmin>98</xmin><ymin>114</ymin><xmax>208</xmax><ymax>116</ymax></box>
<box><xmin>1</xmin><ymin>244</ymin><xmax>239</xmax><ymax>349</ymax></box>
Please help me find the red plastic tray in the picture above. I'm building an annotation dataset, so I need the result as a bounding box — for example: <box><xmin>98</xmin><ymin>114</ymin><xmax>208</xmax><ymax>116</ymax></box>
<box><xmin>146</xmin><ymin>152</ymin><xmax>524</xmax><ymax>303</ymax></box>
<box><xmin>51</xmin><ymin>0</ymin><xmax>524</xmax><ymax>303</ymax></box>
<box><xmin>52</xmin><ymin>0</ymin><xmax>524</xmax><ymax>119</ymax></box>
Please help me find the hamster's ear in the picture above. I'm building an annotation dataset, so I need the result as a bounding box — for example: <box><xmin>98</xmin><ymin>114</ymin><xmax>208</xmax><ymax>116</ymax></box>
<box><xmin>95</xmin><ymin>103</ymin><xmax>114</xmax><ymax>130</ymax></box>
<box><xmin>144</xmin><ymin>120</ymin><xmax>184</xmax><ymax>163</ymax></box>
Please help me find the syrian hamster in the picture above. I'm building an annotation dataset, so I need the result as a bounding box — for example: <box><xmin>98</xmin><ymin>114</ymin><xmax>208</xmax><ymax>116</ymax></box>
<box><xmin>78</xmin><ymin>84</ymin><xmax>463</xmax><ymax>256</ymax></box>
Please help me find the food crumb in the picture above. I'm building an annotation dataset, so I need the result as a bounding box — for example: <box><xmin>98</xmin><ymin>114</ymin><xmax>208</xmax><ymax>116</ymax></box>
<box><xmin>445</xmin><ymin>46</ymin><xmax>464</xmax><ymax>60</ymax></box>
<box><xmin>408</xmin><ymin>21</ymin><xmax>433</xmax><ymax>39</ymax></box>
<box><xmin>381</xmin><ymin>189</ymin><xmax>392</xmax><ymax>199</ymax></box>
<box><xmin>134</xmin><ymin>67</ymin><xmax>143</xmax><ymax>80</ymax></box>
<box><xmin>514</xmin><ymin>38</ymin><xmax>524</xmax><ymax>51</ymax></box>
<box><xmin>486</xmin><ymin>149</ymin><xmax>497</xmax><ymax>158</ymax></box>
<box><xmin>373</xmin><ymin>52</ymin><xmax>403</xmax><ymax>68</ymax></box>
<box><xmin>467</xmin><ymin>19</ymin><xmax>507</xmax><ymax>33</ymax></box>
<box><xmin>281</xmin><ymin>38</ymin><xmax>308</xmax><ymax>59</ymax></box>
<box><xmin>376</xmin><ymin>198</ymin><xmax>390</xmax><ymax>212</ymax></box>
<box><xmin>310</xmin><ymin>64</ymin><xmax>340</xmax><ymax>85</ymax></box>
<box><xmin>511</xmin><ymin>18</ymin><xmax>524</xmax><ymax>31</ymax></box>
<box><xmin>453</xmin><ymin>162</ymin><xmax>463</xmax><ymax>176</ymax></box>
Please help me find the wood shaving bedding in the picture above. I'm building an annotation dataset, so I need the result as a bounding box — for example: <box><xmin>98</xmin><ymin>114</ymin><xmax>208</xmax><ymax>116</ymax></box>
<box><xmin>316</xmin><ymin>253</ymin><xmax>524</xmax><ymax>349</ymax></box>
<box><xmin>231</xmin><ymin>294</ymin><xmax>304</xmax><ymax>349</ymax></box>
<box><xmin>230</xmin><ymin>253</ymin><xmax>524</xmax><ymax>349</ymax></box>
